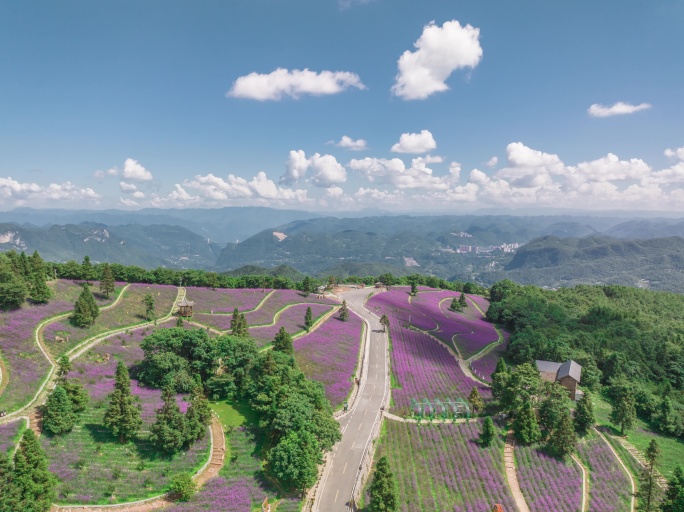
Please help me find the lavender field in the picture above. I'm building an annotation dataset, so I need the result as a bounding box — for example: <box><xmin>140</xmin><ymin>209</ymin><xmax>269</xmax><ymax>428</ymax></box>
<box><xmin>244</xmin><ymin>289</ymin><xmax>337</xmax><ymax>326</ymax></box>
<box><xmin>43</xmin><ymin>283</ymin><xmax>178</xmax><ymax>358</ymax></box>
<box><xmin>294</xmin><ymin>312</ymin><xmax>364</xmax><ymax>408</ymax></box>
<box><xmin>249</xmin><ymin>302</ymin><xmax>334</xmax><ymax>347</ymax></box>
<box><xmin>0</xmin><ymin>418</ymin><xmax>24</xmax><ymax>454</ymax></box>
<box><xmin>515</xmin><ymin>444</ymin><xmax>583</xmax><ymax>512</ymax></box>
<box><xmin>182</xmin><ymin>287</ymin><xmax>270</xmax><ymax>313</ymax></box>
<box><xmin>43</xmin><ymin>320</ymin><xmax>210</xmax><ymax>504</ymax></box>
<box><xmin>389</xmin><ymin>323</ymin><xmax>490</xmax><ymax>416</ymax></box>
<box><xmin>374</xmin><ymin>420</ymin><xmax>516</xmax><ymax>512</ymax></box>
<box><xmin>164</xmin><ymin>426</ymin><xmax>301</xmax><ymax>511</ymax></box>
<box><xmin>470</xmin><ymin>334</ymin><xmax>509</xmax><ymax>382</ymax></box>
<box><xmin>577</xmin><ymin>433</ymin><xmax>632</xmax><ymax>511</ymax></box>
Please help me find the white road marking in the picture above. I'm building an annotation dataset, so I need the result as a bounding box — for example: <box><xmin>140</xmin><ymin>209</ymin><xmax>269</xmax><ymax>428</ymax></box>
<box><xmin>335</xmin><ymin>489</ymin><xmax>339</xmax><ymax>502</ymax></box>
<box><xmin>343</xmin><ymin>462</ymin><xmax>347</xmax><ymax>474</ymax></box>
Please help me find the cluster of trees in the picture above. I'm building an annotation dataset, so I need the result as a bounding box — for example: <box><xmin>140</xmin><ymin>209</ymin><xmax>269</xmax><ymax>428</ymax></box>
<box><xmin>41</xmin><ymin>356</ymin><xmax>89</xmax><ymax>436</ymax></box>
<box><xmin>449</xmin><ymin>293</ymin><xmax>468</xmax><ymax>312</ymax></box>
<box><xmin>134</xmin><ymin>325</ymin><xmax>340</xmax><ymax>491</ymax></box>
<box><xmin>0</xmin><ymin>429</ymin><xmax>56</xmax><ymax>511</ymax></box>
<box><xmin>487</xmin><ymin>280</ymin><xmax>684</xmax><ymax>440</ymax></box>
<box><xmin>491</xmin><ymin>361</ymin><xmax>594</xmax><ymax>458</ymax></box>
<box><xmin>368</xmin><ymin>456</ymin><xmax>398</xmax><ymax>511</ymax></box>
<box><xmin>0</xmin><ymin>250</ymin><xmax>51</xmax><ymax>310</ymax></box>
<box><xmin>230</xmin><ymin>307</ymin><xmax>249</xmax><ymax>336</ymax></box>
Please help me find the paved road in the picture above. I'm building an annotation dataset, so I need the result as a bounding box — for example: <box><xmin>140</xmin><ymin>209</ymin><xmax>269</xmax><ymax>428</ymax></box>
<box><xmin>315</xmin><ymin>287</ymin><xmax>388</xmax><ymax>511</ymax></box>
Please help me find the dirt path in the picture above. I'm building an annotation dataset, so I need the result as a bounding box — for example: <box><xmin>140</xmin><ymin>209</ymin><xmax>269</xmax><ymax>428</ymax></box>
<box><xmin>571</xmin><ymin>454</ymin><xmax>588</xmax><ymax>512</ymax></box>
<box><xmin>52</xmin><ymin>415</ymin><xmax>225</xmax><ymax>511</ymax></box>
<box><xmin>602</xmin><ymin>427</ymin><xmax>668</xmax><ymax>488</ymax></box>
<box><xmin>504</xmin><ymin>430</ymin><xmax>531</xmax><ymax>512</ymax></box>
<box><xmin>594</xmin><ymin>427</ymin><xmax>635</xmax><ymax>512</ymax></box>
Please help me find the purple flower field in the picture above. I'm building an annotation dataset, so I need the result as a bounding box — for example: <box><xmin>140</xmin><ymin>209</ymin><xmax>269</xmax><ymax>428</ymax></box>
<box><xmin>470</xmin><ymin>335</ymin><xmax>509</xmax><ymax>382</ymax></box>
<box><xmin>245</xmin><ymin>289</ymin><xmax>337</xmax><ymax>326</ymax></box>
<box><xmin>390</xmin><ymin>323</ymin><xmax>490</xmax><ymax>416</ymax></box>
<box><xmin>294</xmin><ymin>312</ymin><xmax>364</xmax><ymax>408</ymax></box>
<box><xmin>183</xmin><ymin>287</ymin><xmax>270</xmax><ymax>314</ymax></box>
<box><xmin>515</xmin><ymin>444</ymin><xmax>583</xmax><ymax>512</ymax></box>
<box><xmin>367</xmin><ymin>290</ymin><xmax>438</xmax><ymax>331</ymax></box>
<box><xmin>249</xmin><ymin>303</ymin><xmax>333</xmax><ymax>347</ymax></box>
<box><xmin>577</xmin><ymin>434</ymin><xmax>632</xmax><ymax>511</ymax></box>
<box><xmin>375</xmin><ymin>420</ymin><xmax>516</xmax><ymax>511</ymax></box>
<box><xmin>466</xmin><ymin>294</ymin><xmax>491</xmax><ymax>315</ymax></box>
<box><xmin>0</xmin><ymin>418</ymin><xmax>24</xmax><ymax>454</ymax></box>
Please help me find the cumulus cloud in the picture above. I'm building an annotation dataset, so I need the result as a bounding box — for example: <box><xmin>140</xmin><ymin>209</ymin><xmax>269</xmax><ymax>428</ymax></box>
<box><xmin>349</xmin><ymin>155</ymin><xmax>456</xmax><ymax>191</ymax></box>
<box><xmin>0</xmin><ymin>177</ymin><xmax>100</xmax><ymax>206</ymax></box>
<box><xmin>119</xmin><ymin>181</ymin><xmax>138</xmax><ymax>193</ymax></box>
<box><xmin>390</xmin><ymin>130</ymin><xmax>437</xmax><ymax>154</ymax></box>
<box><xmin>588</xmin><ymin>102</ymin><xmax>652</xmax><ymax>118</ymax></box>
<box><xmin>280</xmin><ymin>151</ymin><xmax>346</xmax><ymax>187</ymax></box>
<box><xmin>325</xmin><ymin>186</ymin><xmax>345</xmax><ymax>198</ymax></box>
<box><xmin>119</xmin><ymin>197</ymin><xmax>138</xmax><ymax>207</ymax></box>
<box><xmin>227</xmin><ymin>68</ymin><xmax>365</xmax><ymax>101</ymax></box>
<box><xmin>122</xmin><ymin>158</ymin><xmax>153</xmax><ymax>181</ymax></box>
<box><xmin>335</xmin><ymin>136</ymin><xmax>367</xmax><ymax>151</ymax></box>
<box><xmin>665</xmin><ymin>146</ymin><xmax>684</xmax><ymax>161</ymax></box>
<box><xmin>183</xmin><ymin>172</ymin><xmax>308</xmax><ymax>205</ymax></box>
<box><xmin>486</xmin><ymin>156</ymin><xmax>498</xmax><ymax>168</ymax></box>
<box><xmin>392</xmin><ymin>20</ymin><xmax>483</xmax><ymax>100</ymax></box>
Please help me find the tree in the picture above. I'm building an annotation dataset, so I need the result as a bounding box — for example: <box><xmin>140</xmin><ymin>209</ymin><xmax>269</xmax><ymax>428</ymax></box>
<box><xmin>501</xmin><ymin>362</ymin><xmax>541</xmax><ymax>413</ymax></box>
<box><xmin>547</xmin><ymin>411</ymin><xmax>577</xmax><ymax>459</ymax></box>
<box><xmin>574</xmin><ymin>391</ymin><xmax>595</xmax><ymax>435</ymax></box>
<box><xmin>0</xmin><ymin>261</ymin><xmax>28</xmax><ymax>310</ymax></box>
<box><xmin>610</xmin><ymin>385</ymin><xmax>637</xmax><ymax>435</ymax></box>
<box><xmin>459</xmin><ymin>292</ymin><xmax>467</xmax><ymax>309</ymax></box>
<box><xmin>539</xmin><ymin>382</ymin><xmax>571</xmax><ymax>435</ymax></box>
<box><xmin>273</xmin><ymin>327</ymin><xmax>294</xmax><ymax>356</ymax></box>
<box><xmin>491</xmin><ymin>358</ymin><xmax>510</xmax><ymax>401</ymax></box>
<box><xmin>103</xmin><ymin>361</ymin><xmax>142</xmax><ymax>443</ymax></box>
<box><xmin>80</xmin><ymin>255</ymin><xmax>97</xmax><ymax>282</ymax></box>
<box><xmin>268</xmin><ymin>430</ymin><xmax>321</xmax><ymax>491</ymax></box>
<box><xmin>11</xmin><ymin>430</ymin><xmax>56</xmax><ymax>511</ymax></box>
<box><xmin>185</xmin><ymin>386</ymin><xmax>212</xmax><ymax>442</ymax></box>
<box><xmin>369</xmin><ymin>456</ymin><xmax>398</xmax><ymax>512</ymax></box>
<box><xmin>661</xmin><ymin>464</ymin><xmax>684</xmax><ymax>512</ymax></box>
<box><xmin>449</xmin><ymin>296</ymin><xmax>461</xmax><ymax>312</ymax></box>
<box><xmin>304</xmin><ymin>306</ymin><xmax>314</xmax><ymax>331</ymax></box>
<box><xmin>410</xmin><ymin>282</ymin><xmax>418</xmax><ymax>296</ymax></box>
<box><xmin>380</xmin><ymin>314</ymin><xmax>390</xmax><ymax>333</ymax></box>
<box><xmin>61</xmin><ymin>379</ymin><xmax>89</xmax><ymax>414</ymax></box>
<box><xmin>480</xmin><ymin>416</ymin><xmax>496</xmax><ymax>447</ymax></box>
<box><xmin>143</xmin><ymin>292</ymin><xmax>155</xmax><ymax>321</ymax></box>
<box><xmin>230</xmin><ymin>307</ymin><xmax>240</xmax><ymax>333</ymax></box>
<box><xmin>56</xmin><ymin>355</ymin><xmax>72</xmax><ymax>378</ymax></box>
<box><xmin>42</xmin><ymin>385</ymin><xmax>76</xmax><ymax>436</ymax></box>
<box><xmin>468</xmin><ymin>387</ymin><xmax>484</xmax><ymax>416</ymax></box>
<box><xmin>301</xmin><ymin>276</ymin><xmax>313</xmax><ymax>296</ymax></box>
<box><xmin>339</xmin><ymin>300</ymin><xmax>349</xmax><ymax>321</ymax></box>
<box><xmin>513</xmin><ymin>401</ymin><xmax>541</xmax><ymax>445</ymax></box>
<box><xmin>150</xmin><ymin>386</ymin><xmax>187</xmax><ymax>453</ymax></box>
<box><xmin>642</xmin><ymin>439</ymin><xmax>662</xmax><ymax>512</ymax></box>
<box><xmin>29</xmin><ymin>270</ymin><xmax>52</xmax><ymax>304</ymax></box>
<box><xmin>100</xmin><ymin>263</ymin><xmax>115</xmax><ymax>299</ymax></box>
<box><xmin>169</xmin><ymin>473</ymin><xmax>196</xmax><ymax>501</ymax></box>
<box><xmin>71</xmin><ymin>282</ymin><xmax>99</xmax><ymax>327</ymax></box>
<box><xmin>0</xmin><ymin>451</ymin><xmax>21</xmax><ymax>510</ymax></box>
<box><xmin>175</xmin><ymin>316</ymin><xmax>184</xmax><ymax>327</ymax></box>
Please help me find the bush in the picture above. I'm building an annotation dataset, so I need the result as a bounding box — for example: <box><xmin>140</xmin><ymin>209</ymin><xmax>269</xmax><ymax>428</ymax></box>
<box><xmin>169</xmin><ymin>473</ymin><xmax>196</xmax><ymax>501</ymax></box>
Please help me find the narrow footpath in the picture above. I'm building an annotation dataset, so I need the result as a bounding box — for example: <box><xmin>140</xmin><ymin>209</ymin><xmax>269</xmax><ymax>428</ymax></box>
<box><xmin>504</xmin><ymin>430</ymin><xmax>531</xmax><ymax>512</ymax></box>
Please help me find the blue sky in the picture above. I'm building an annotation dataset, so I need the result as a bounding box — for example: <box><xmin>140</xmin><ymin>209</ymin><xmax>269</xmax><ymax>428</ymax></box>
<box><xmin>1</xmin><ymin>0</ymin><xmax>683</xmax><ymax>212</ymax></box>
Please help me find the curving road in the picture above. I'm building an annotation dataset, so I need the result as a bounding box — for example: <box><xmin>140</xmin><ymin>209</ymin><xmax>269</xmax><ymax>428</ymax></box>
<box><xmin>315</xmin><ymin>287</ymin><xmax>389</xmax><ymax>511</ymax></box>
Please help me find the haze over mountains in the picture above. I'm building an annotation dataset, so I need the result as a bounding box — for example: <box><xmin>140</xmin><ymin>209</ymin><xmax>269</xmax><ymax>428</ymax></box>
<box><xmin>1</xmin><ymin>207</ymin><xmax>684</xmax><ymax>291</ymax></box>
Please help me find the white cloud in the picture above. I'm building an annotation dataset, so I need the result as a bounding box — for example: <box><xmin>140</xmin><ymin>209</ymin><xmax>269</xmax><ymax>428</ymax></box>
<box><xmin>121</xmin><ymin>158</ymin><xmax>153</xmax><ymax>181</ymax></box>
<box><xmin>355</xmin><ymin>187</ymin><xmax>405</xmax><ymax>204</ymax></box>
<box><xmin>588</xmin><ymin>102</ymin><xmax>652</xmax><ymax>118</ymax></box>
<box><xmin>349</xmin><ymin>155</ymin><xmax>456</xmax><ymax>191</ymax></box>
<box><xmin>119</xmin><ymin>197</ymin><xmax>138</xmax><ymax>207</ymax></box>
<box><xmin>0</xmin><ymin>177</ymin><xmax>100</xmax><ymax>206</ymax></box>
<box><xmin>119</xmin><ymin>181</ymin><xmax>138</xmax><ymax>193</ymax></box>
<box><xmin>325</xmin><ymin>186</ymin><xmax>345</xmax><ymax>198</ymax></box>
<box><xmin>335</xmin><ymin>136</ymin><xmax>367</xmax><ymax>151</ymax></box>
<box><xmin>227</xmin><ymin>68</ymin><xmax>365</xmax><ymax>101</ymax></box>
<box><xmin>391</xmin><ymin>130</ymin><xmax>437</xmax><ymax>154</ymax></box>
<box><xmin>392</xmin><ymin>20</ymin><xmax>483</xmax><ymax>100</ymax></box>
<box><xmin>449</xmin><ymin>161</ymin><xmax>462</xmax><ymax>181</ymax></box>
<box><xmin>665</xmin><ymin>146</ymin><xmax>684</xmax><ymax>161</ymax></box>
<box><xmin>94</xmin><ymin>167</ymin><xmax>120</xmax><ymax>179</ymax></box>
<box><xmin>486</xmin><ymin>156</ymin><xmax>498</xmax><ymax>168</ymax></box>
<box><xmin>280</xmin><ymin>151</ymin><xmax>346</xmax><ymax>187</ymax></box>
<box><xmin>132</xmin><ymin>191</ymin><xmax>145</xmax><ymax>199</ymax></box>
<box><xmin>184</xmin><ymin>172</ymin><xmax>308</xmax><ymax>205</ymax></box>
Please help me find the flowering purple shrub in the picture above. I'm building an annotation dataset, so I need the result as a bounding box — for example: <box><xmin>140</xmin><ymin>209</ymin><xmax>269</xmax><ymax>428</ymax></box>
<box><xmin>515</xmin><ymin>444</ymin><xmax>583</xmax><ymax>512</ymax></box>
<box><xmin>0</xmin><ymin>299</ymin><xmax>74</xmax><ymax>411</ymax></box>
<box><xmin>0</xmin><ymin>418</ymin><xmax>24</xmax><ymax>454</ymax></box>
<box><xmin>389</xmin><ymin>323</ymin><xmax>490</xmax><ymax>416</ymax></box>
<box><xmin>577</xmin><ymin>434</ymin><xmax>632</xmax><ymax>511</ymax></box>
<box><xmin>245</xmin><ymin>289</ymin><xmax>336</xmax><ymax>326</ymax></box>
<box><xmin>249</xmin><ymin>303</ymin><xmax>333</xmax><ymax>347</ymax></box>
<box><xmin>294</xmin><ymin>312</ymin><xmax>364</xmax><ymax>408</ymax></box>
<box><xmin>375</xmin><ymin>420</ymin><xmax>516</xmax><ymax>511</ymax></box>
<box><xmin>183</xmin><ymin>287</ymin><xmax>269</xmax><ymax>313</ymax></box>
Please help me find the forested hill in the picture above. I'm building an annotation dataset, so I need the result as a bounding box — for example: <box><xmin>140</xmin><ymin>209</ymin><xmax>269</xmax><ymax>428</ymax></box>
<box><xmin>482</xmin><ymin>235</ymin><xmax>684</xmax><ymax>292</ymax></box>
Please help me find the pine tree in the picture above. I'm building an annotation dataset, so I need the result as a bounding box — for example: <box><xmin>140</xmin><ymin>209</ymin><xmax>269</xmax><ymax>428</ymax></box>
<box><xmin>339</xmin><ymin>300</ymin><xmax>350</xmax><ymax>321</ymax></box>
<box><xmin>0</xmin><ymin>451</ymin><xmax>21</xmax><ymax>509</ymax></box>
<box><xmin>61</xmin><ymin>378</ymin><xmax>89</xmax><ymax>414</ymax></box>
<box><xmin>12</xmin><ymin>430</ymin><xmax>57</xmax><ymax>511</ymax></box>
<box><xmin>380</xmin><ymin>314</ymin><xmax>390</xmax><ymax>333</ymax></box>
<box><xmin>490</xmin><ymin>358</ymin><xmax>510</xmax><ymax>400</ymax></box>
<box><xmin>100</xmin><ymin>263</ymin><xmax>115</xmax><ymax>299</ymax></box>
<box><xmin>273</xmin><ymin>327</ymin><xmax>294</xmax><ymax>356</ymax></box>
<box><xmin>56</xmin><ymin>355</ymin><xmax>72</xmax><ymax>378</ymax></box>
<box><xmin>150</xmin><ymin>386</ymin><xmax>187</xmax><ymax>453</ymax></box>
<box><xmin>642</xmin><ymin>439</ymin><xmax>662</xmax><ymax>512</ymax></box>
<box><xmin>574</xmin><ymin>391</ymin><xmax>595</xmax><ymax>435</ymax></box>
<box><xmin>449</xmin><ymin>296</ymin><xmax>461</xmax><ymax>312</ymax></box>
<box><xmin>661</xmin><ymin>464</ymin><xmax>684</xmax><ymax>512</ymax></box>
<box><xmin>513</xmin><ymin>401</ymin><xmax>541</xmax><ymax>445</ymax></box>
<box><xmin>369</xmin><ymin>456</ymin><xmax>398</xmax><ymax>512</ymax></box>
<box><xmin>611</xmin><ymin>385</ymin><xmax>637</xmax><ymax>435</ymax></box>
<box><xmin>81</xmin><ymin>255</ymin><xmax>96</xmax><ymax>281</ymax></box>
<box><xmin>410</xmin><ymin>282</ymin><xmax>417</xmax><ymax>296</ymax></box>
<box><xmin>481</xmin><ymin>416</ymin><xmax>496</xmax><ymax>447</ymax></box>
<box><xmin>103</xmin><ymin>361</ymin><xmax>142</xmax><ymax>443</ymax></box>
<box><xmin>459</xmin><ymin>292</ymin><xmax>468</xmax><ymax>308</ymax></box>
<box><xmin>71</xmin><ymin>282</ymin><xmax>99</xmax><ymax>327</ymax></box>
<box><xmin>42</xmin><ymin>385</ymin><xmax>76</xmax><ymax>436</ymax></box>
<box><xmin>29</xmin><ymin>255</ymin><xmax>52</xmax><ymax>304</ymax></box>
<box><xmin>468</xmin><ymin>387</ymin><xmax>484</xmax><ymax>416</ymax></box>
<box><xmin>143</xmin><ymin>292</ymin><xmax>155</xmax><ymax>321</ymax></box>
<box><xmin>230</xmin><ymin>307</ymin><xmax>240</xmax><ymax>333</ymax></box>
<box><xmin>184</xmin><ymin>386</ymin><xmax>212</xmax><ymax>442</ymax></box>
<box><xmin>18</xmin><ymin>251</ymin><xmax>31</xmax><ymax>282</ymax></box>
<box><xmin>547</xmin><ymin>411</ymin><xmax>577</xmax><ymax>459</ymax></box>
<box><xmin>237</xmin><ymin>312</ymin><xmax>248</xmax><ymax>337</ymax></box>
<box><xmin>304</xmin><ymin>306</ymin><xmax>314</xmax><ymax>331</ymax></box>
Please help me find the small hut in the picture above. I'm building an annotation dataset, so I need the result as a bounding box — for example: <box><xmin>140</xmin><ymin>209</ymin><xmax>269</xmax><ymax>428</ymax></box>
<box><xmin>177</xmin><ymin>297</ymin><xmax>194</xmax><ymax>317</ymax></box>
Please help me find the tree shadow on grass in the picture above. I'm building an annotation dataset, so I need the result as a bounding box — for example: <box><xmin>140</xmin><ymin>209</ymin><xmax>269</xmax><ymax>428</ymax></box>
<box><xmin>83</xmin><ymin>422</ymin><xmax>175</xmax><ymax>463</ymax></box>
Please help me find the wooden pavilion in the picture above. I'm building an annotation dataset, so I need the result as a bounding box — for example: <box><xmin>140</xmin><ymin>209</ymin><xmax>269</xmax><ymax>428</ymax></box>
<box><xmin>177</xmin><ymin>297</ymin><xmax>194</xmax><ymax>317</ymax></box>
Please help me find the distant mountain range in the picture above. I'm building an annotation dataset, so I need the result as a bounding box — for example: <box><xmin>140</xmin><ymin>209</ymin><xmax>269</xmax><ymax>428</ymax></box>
<box><xmin>1</xmin><ymin>207</ymin><xmax>684</xmax><ymax>291</ymax></box>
